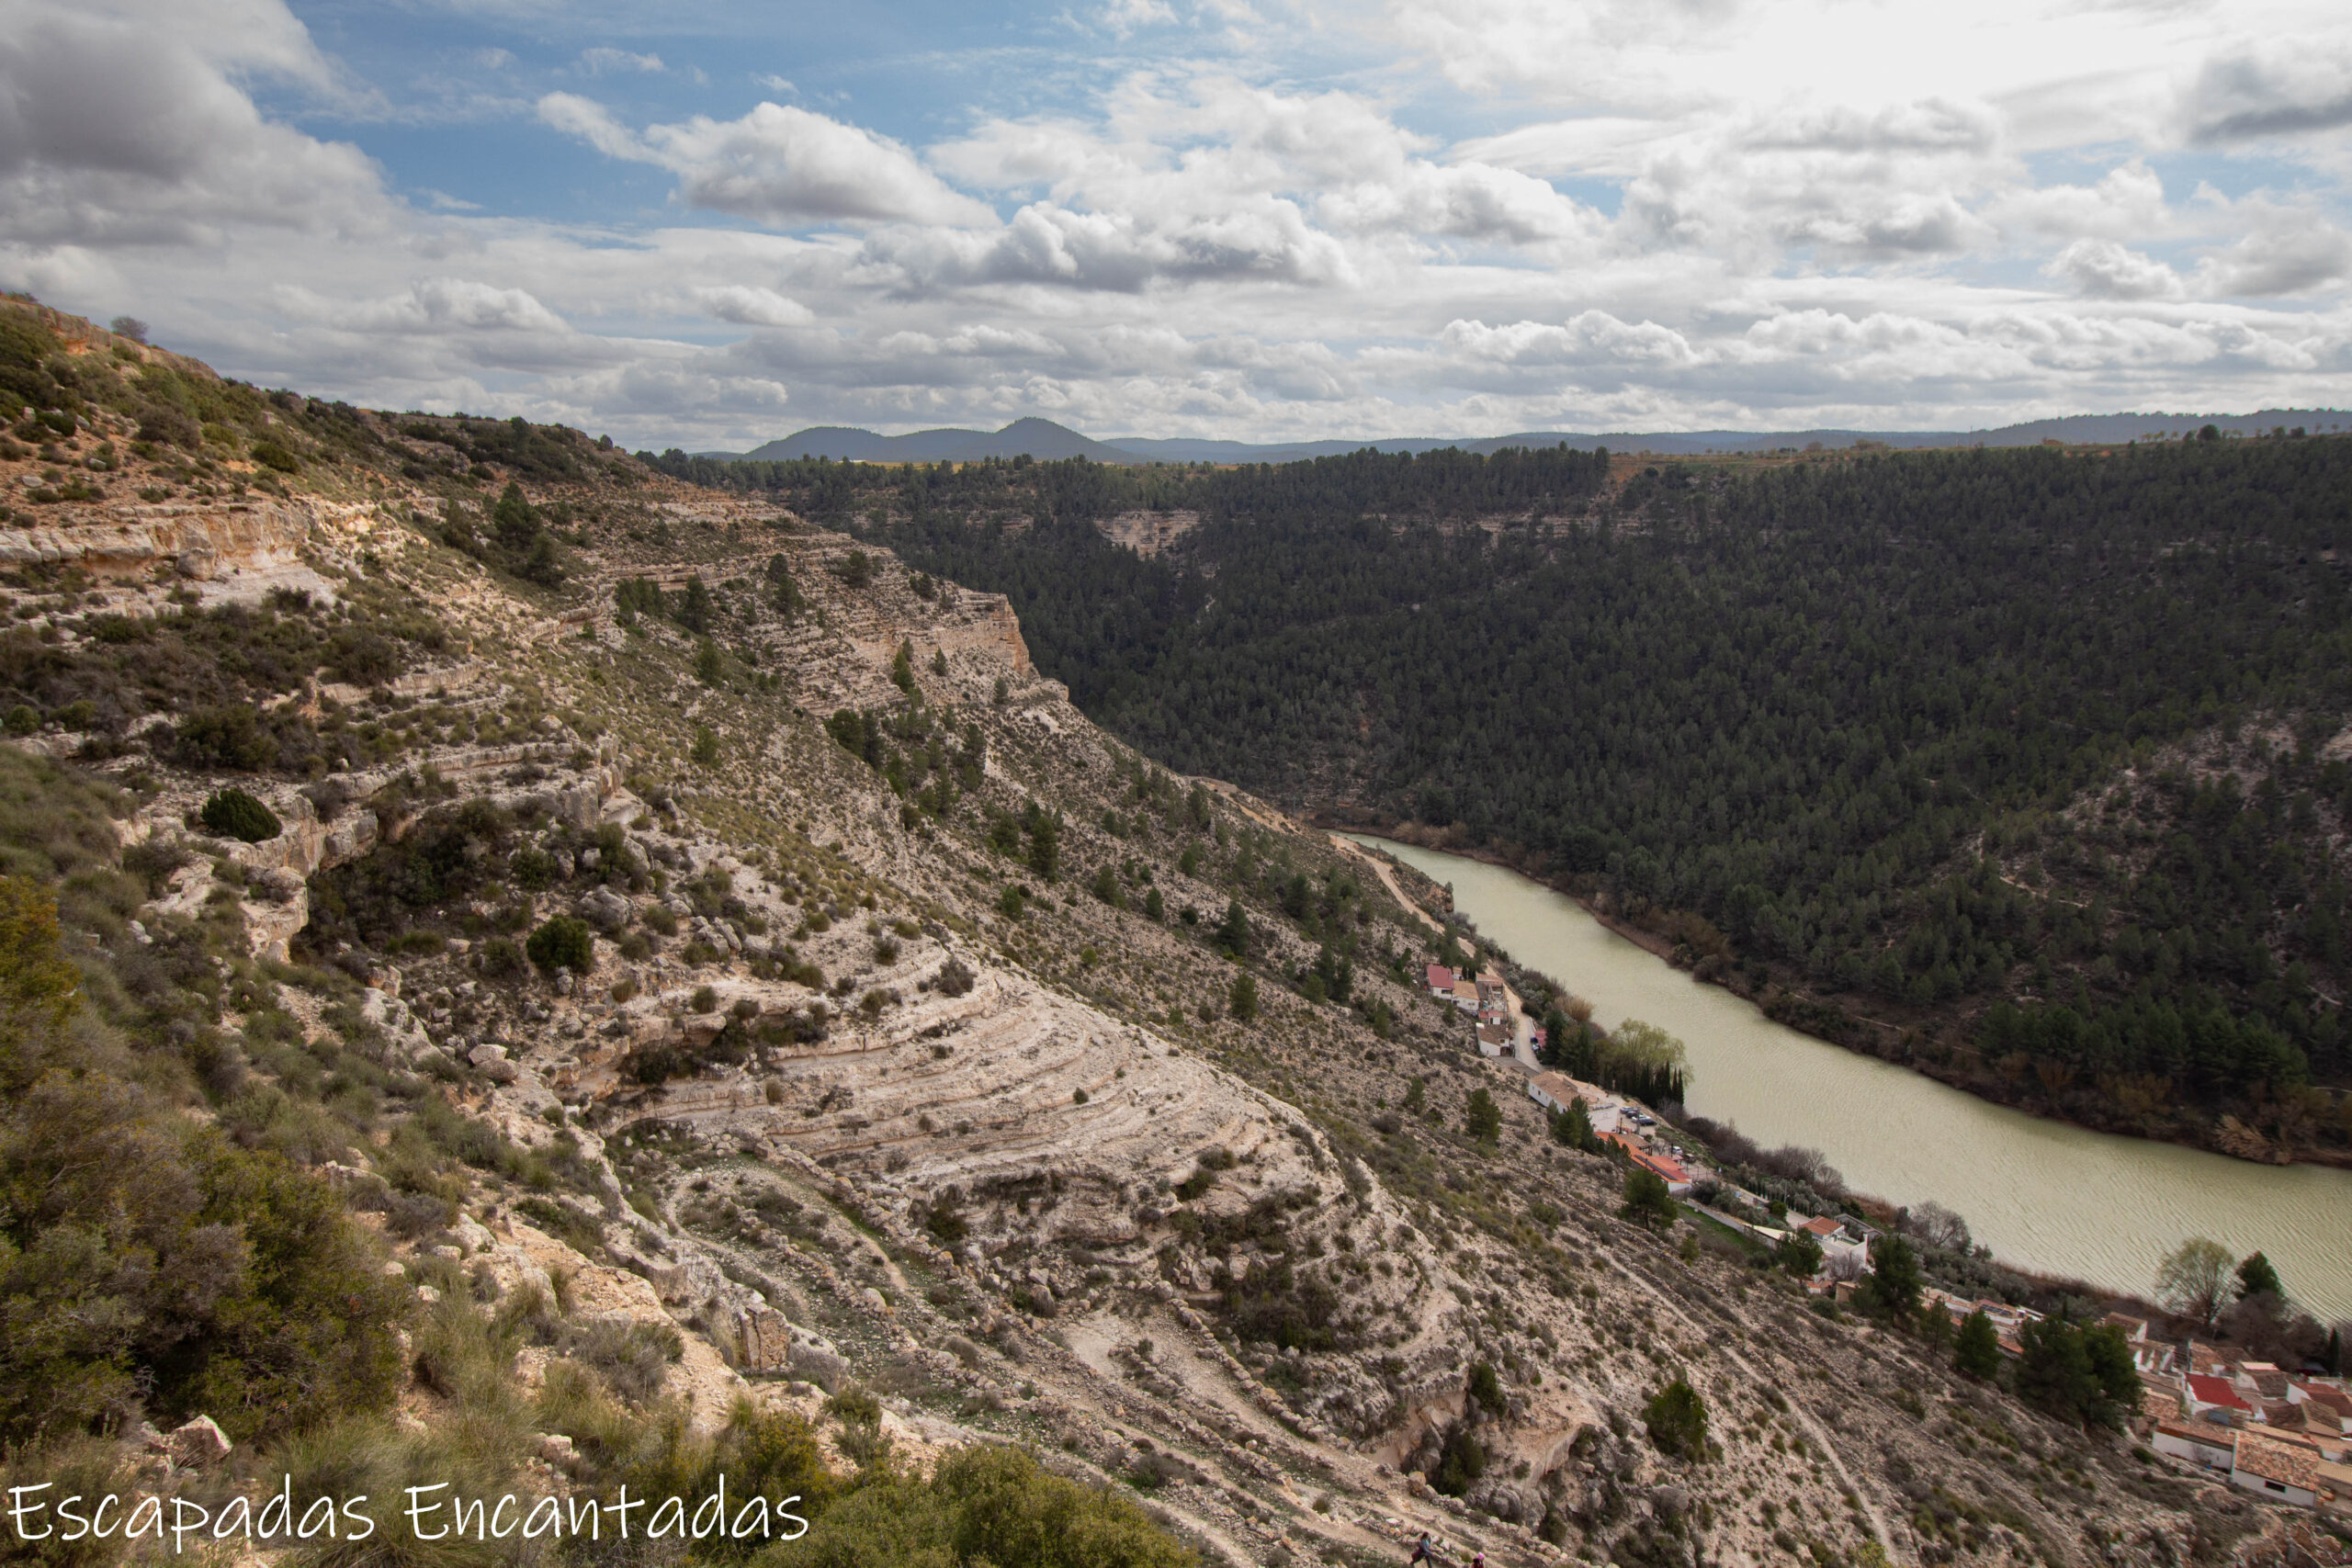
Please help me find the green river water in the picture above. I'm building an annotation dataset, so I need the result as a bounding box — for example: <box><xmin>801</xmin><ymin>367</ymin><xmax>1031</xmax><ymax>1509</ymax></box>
<box><xmin>1359</xmin><ymin>837</ymin><xmax>2352</xmax><ymax>1322</ymax></box>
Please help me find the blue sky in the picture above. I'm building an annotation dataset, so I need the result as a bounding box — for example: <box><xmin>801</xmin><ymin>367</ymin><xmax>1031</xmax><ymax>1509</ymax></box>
<box><xmin>5</xmin><ymin>0</ymin><xmax>2350</xmax><ymax>446</ymax></box>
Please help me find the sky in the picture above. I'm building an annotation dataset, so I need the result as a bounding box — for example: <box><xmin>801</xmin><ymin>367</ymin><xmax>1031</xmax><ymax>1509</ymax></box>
<box><xmin>3</xmin><ymin>0</ymin><xmax>2351</xmax><ymax>448</ymax></box>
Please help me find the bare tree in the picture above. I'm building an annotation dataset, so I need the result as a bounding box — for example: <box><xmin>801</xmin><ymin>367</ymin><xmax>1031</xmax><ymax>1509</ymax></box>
<box><xmin>1901</xmin><ymin>1201</ymin><xmax>1972</xmax><ymax>1254</ymax></box>
<box><xmin>108</xmin><ymin>315</ymin><xmax>148</xmax><ymax>344</ymax></box>
<box><xmin>2154</xmin><ymin>1237</ymin><xmax>2234</xmax><ymax>1332</ymax></box>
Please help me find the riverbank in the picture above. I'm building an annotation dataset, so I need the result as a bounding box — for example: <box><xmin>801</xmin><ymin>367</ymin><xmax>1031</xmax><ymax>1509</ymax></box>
<box><xmin>1312</xmin><ymin>810</ymin><xmax>2351</xmax><ymax>1173</ymax></box>
<box><xmin>1352</xmin><ymin>832</ymin><xmax>2352</xmax><ymax>1320</ymax></box>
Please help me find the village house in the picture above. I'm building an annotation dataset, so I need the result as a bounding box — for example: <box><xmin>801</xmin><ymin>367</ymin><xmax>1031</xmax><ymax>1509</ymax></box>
<box><xmin>1523</xmin><ymin>1072</ymin><xmax>1630</xmax><ymax>1134</ymax></box>
<box><xmin>1794</xmin><ymin>1214</ymin><xmax>1871</xmax><ymax>1274</ymax></box>
<box><xmin>2153</xmin><ymin>1419</ymin><xmax>2237</xmax><ymax>1472</ymax></box>
<box><xmin>1476</xmin><ymin>1021</ymin><xmax>1513</xmax><ymax>1057</ymax></box>
<box><xmin>1599</xmin><ymin>1130</ymin><xmax>1694</xmax><ymax>1194</ymax></box>
<box><xmin>2232</xmin><ymin>1430</ymin><xmax>2324</xmax><ymax>1509</ymax></box>
<box><xmin>2099</xmin><ymin>1314</ymin><xmax>2177</xmax><ymax>1375</ymax></box>
<box><xmin>2188</xmin><ymin>1374</ymin><xmax>2256</xmax><ymax>1423</ymax></box>
<box><xmin>1451</xmin><ymin>977</ymin><xmax>1480</xmax><ymax>1015</ymax></box>
<box><xmin>1425</xmin><ymin>963</ymin><xmax>1456</xmax><ymax>998</ymax></box>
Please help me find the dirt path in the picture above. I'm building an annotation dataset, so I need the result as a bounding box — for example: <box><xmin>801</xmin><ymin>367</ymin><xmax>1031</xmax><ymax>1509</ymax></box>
<box><xmin>1329</xmin><ymin>834</ymin><xmax>1444</xmax><ymax>934</ymax></box>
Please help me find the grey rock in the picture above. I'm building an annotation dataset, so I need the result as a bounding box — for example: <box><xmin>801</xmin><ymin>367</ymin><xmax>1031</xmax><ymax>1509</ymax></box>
<box><xmin>578</xmin><ymin>886</ymin><xmax>631</xmax><ymax>931</ymax></box>
<box><xmin>788</xmin><ymin>1343</ymin><xmax>849</xmax><ymax>1393</ymax></box>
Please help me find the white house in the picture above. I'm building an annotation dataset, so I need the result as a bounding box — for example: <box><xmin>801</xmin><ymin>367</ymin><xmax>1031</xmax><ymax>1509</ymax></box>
<box><xmin>2232</xmin><ymin>1431</ymin><xmax>2323</xmax><ymax>1508</ymax></box>
<box><xmin>2153</xmin><ymin>1421</ymin><xmax>2236</xmax><ymax>1472</ymax></box>
<box><xmin>1476</xmin><ymin>1021</ymin><xmax>1513</xmax><ymax>1057</ymax></box>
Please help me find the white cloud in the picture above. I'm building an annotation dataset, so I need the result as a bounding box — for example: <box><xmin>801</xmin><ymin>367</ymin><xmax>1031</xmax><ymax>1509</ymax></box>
<box><xmin>0</xmin><ymin>0</ymin><xmax>390</xmax><ymax>247</ymax></box>
<box><xmin>2182</xmin><ymin>44</ymin><xmax>2352</xmax><ymax>142</ymax></box>
<box><xmin>538</xmin><ymin>96</ymin><xmax>998</xmax><ymax>227</ymax></box>
<box><xmin>6</xmin><ymin>0</ymin><xmax>2352</xmax><ymax>452</ymax></box>
<box><xmin>692</xmin><ymin>283</ymin><xmax>814</xmax><ymax>325</ymax></box>
<box><xmin>580</xmin><ymin>47</ymin><xmax>665</xmax><ymax>76</ymax></box>
<box><xmin>2046</xmin><ymin>239</ymin><xmax>2186</xmax><ymax>300</ymax></box>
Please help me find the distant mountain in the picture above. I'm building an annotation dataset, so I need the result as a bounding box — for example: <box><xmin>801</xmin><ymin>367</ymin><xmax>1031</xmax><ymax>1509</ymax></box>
<box><xmin>1105</xmin><ymin>410</ymin><xmax>2352</xmax><ymax>461</ymax></box>
<box><xmin>709</xmin><ymin>418</ymin><xmax>1141</xmax><ymax>465</ymax></box>
<box><xmin>702</xmin><ymin>409</ymin><xmax>2351</xmax><ymax>466</ymax></box>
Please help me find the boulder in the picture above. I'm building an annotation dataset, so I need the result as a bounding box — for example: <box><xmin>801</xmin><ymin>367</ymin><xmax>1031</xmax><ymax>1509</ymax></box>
<box><xmin>578</xmin><ymin>886</ymin><xmax>631</xmax><ymax>931</ymax></box>
<box><xmin>788</xmin><ymin>1342</ymin><xmax>850</xmax><ymax>1393</ymax></box>
<box><xmin>160</xmin><ymin>1416</ymin><xmax>232</xmax><ymax>1469</ymax></box>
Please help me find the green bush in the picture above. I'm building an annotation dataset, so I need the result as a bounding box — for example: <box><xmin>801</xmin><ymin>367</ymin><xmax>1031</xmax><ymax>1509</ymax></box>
<box><xmin>2</xmin><ymin>705</ymin><xmax>35</xmax><ymax>737</ymax></box>
<box><xmin>526</xmin><ymin>915</ymin><xmax>594</xmax><ymax>974</ymax></box>
<box><xmin>796</xmin><ymin>1443</ymin><xmax>1189</xmax><ymax>1568</ymax></box>
<box><xmin>1644</xmin><ymin>1378</ymin><xmax>1708</xmax><ymax>1460</ymax></box>
<box><xmin>199</xmin><ymin>785</ymin><xmax>281</xmax><ymax>842</ymax></box>
<box><xmin>249</xmin><ymin>439</ymin><xmax>299</xmax><ymax>473</ymax></box>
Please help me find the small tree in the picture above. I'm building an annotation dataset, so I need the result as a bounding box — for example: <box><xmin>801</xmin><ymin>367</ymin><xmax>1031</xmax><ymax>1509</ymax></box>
<box><xmin>1026</xmin><ymin>813</ymin><xmax>1059</xmax><ymax>882</ymax></box>
<box><xmin>891</xmin><ymin>640</ymin><xmax>916</xmax><ymax>693</ymax></box>
<box><xmin>1228</xmin><ymin>973</ymin><xmax>1259</xmax><ymax>1021</ymax></box>
<box><xmin>1621</xmin><ymin>1167</ymin><xmax>1679</xmax><ymax>1231</ymax></box>
<box><xmin>1864</xmin><ymin>1235</ymin><xmax>1923</xmax><ymax>1322</ymax></box>
<box><xmin>694</xmin><ymin>641</ymin><xmax>726</xmax><ymax>686</ymax></box>
<box><xmin>1216</xmin><ymin>900</ymin><xmax>1251</xmax><ymax>958</ymax></box>
<box><xmin>1464</xmin><ymin>1088</ymin><xmax>1501</xmax><ymax>1145</ymax></box>
<box><xmin>1091</xmin><ymin>864</ymin><xmax>1126</xmax><ymax>909</ymax></box>
<box><xmin>1549</xmin><ymin>1096</ymin><xmax>1599</xmax><ymax>1152</ymax></box>
<box><xmin>1143</xmin><ymin>887</ymin><xmax>1164</xmax><ymax>921</ymax></box>
<box><xmin>1430</xmin><ymin>1423</ymin><xmax>1484</xmax><ymax>1496</ymax></box>
<box><xmin>1773</xmin><ymin>1231</ymin><xmax>1824</xmax><ymax>1278</ymax></box>
<box><xmin>676</xmin><ymin>574</ymin><xmax>714</xmax><ymax>634</ymax></box>
<box><xmin>2235</xmin><ymin>1251</ymin><xmax>2285</xmax><ymax>1303</ymax></box>
<box><xmin>1954</xmin><ymin>1311</ymin><xmax>2001</xmax><ymax>1380</ymax></box>
<box><xmin>691</xmin><ymin>726</ymin><xmax>721</xmax><ymax>767</ymax></box>
<box><xmin>199</xmin><ymin>786</ymin><xmax>281</xmax><ymax>843</ymax></box>
<box><xmin>526</xmin><ymin>915</ymin><xmax>594</xmax><ymax>975</ymax></box>
<box><xmin>492</xmin><ymin>480</ymin><xmax>537</xmax><ymax>552</ymax></box>
<box><xmin>1644</xmin><ymin>1379</ymin><xmax>1708</xmax><ymax>1460</ymax></box>
<box><xmin>1466</xmin><ymin>1360</ymin><xmax>1505</xmax><ymax>1416</ymax></box>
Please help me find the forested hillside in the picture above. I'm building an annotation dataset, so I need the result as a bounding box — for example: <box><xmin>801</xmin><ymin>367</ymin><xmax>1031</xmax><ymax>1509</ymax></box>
<box><xmin>655</xmin><ymin>438</ymin><xmax>2352</xmax><ymax>1158</ymax></box>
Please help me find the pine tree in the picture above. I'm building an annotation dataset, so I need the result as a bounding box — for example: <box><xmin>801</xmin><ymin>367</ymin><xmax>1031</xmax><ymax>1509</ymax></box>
<box><xmin>1954</xmin><ymin>1311</ymin><xmax>2001</xmax><ymax>1380</ymax></box>
<box><xmin>1228</xmin><ymin>972</ymin><xmax>1259</xmax><ymax>1021</ymax></box>
<box><xmin>676</xmin><ymin>574</ymin><xmax>714</xmax><ymax>634</ymax></box>
<box><xmin>492</xmin><ymin>479</ymin><xmax>537</xmax><ymax>552</ymax></box>
<box><xmin>1465</xmin><ymin>1088</ymin><xmax>1501</xmax><ymax>1145</ymax></box>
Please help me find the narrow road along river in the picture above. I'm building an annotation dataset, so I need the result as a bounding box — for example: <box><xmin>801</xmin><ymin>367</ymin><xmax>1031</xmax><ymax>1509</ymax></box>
<box><xmin>1358</xmin><ymin>837</ymin><xmax>2352</xmax><ymax>1323</ymax></box>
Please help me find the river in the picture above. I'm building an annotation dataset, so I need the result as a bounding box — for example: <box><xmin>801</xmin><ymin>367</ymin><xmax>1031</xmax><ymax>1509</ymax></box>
<box><xmin>1356</xmin><ymin>837</ymin><xmax>2352</xmax><ymax>1324</ymax></box>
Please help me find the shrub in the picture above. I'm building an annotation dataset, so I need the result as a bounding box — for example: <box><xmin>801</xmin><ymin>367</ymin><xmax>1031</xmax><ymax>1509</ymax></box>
<box><xmin>1645</xmin><ymin>1379</ymin><xmax>1708</xmax><ymax>1459</ymax></box>
<box><xmin>479</xmin><ymin>937</ymin><xmax>526</xmax><ymax>978</ymax></box>
<box><xmin>797</xmin><ymin>1442</ymin><xmax>1189</xmax><ymax>1568</ymax></box>
<box><xmin>526</xmin><ymin>916</ymin><xmax>594</xmax><ymax>975</ymax></box>
<box><xmin>250</xmin><ymin>439</ymin><xmax>299</xmax><ymax>473</ymax></box>
<box><xmin>199</xmin><ymin>786</ymin><xmax>281</xmax><ymax>842</ymax></box>
<box><xmin>691</xmin><ymin>724</ymin><xmax>721</xmax><ymax>764</ymax></box>
<box><xmin>3</xmin><ymin>705</ymin><xmax>36</xmax><ymax>737</ymax></box>
<box><xmin>933</xmin><ymin>956</ymin><xmax>975</xmax><ymax>996</ymax></box>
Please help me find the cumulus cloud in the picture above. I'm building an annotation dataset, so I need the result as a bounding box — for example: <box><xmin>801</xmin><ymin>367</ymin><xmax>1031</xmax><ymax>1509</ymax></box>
<box><xmin>8</xmin><ymin>0</ymin><xmax>2352</xmax><ymax>452</ymax></box>
<box><xmin>2195</xmin><ymin>214</ymin><xmax>2352</xmax><ymax>296</ymax></box>
<box><xmin>538</xmin><ymin>96</ymin><xmax>997</xmax><ymax>228</ymax></box>
<box><xmin>2046</xmin><ymin>239</ymin><xmax>2187</xmax><ymax>299</ymax></box>
<box><xmin>2183</xmin><ymin>46</ymin><xmax>2352</xmax><ymax>141</ymax></box>
<box><xmin>854</xmin><ymin>199</ymin><xmax>1354</xmax><ymax>293</ymax></box>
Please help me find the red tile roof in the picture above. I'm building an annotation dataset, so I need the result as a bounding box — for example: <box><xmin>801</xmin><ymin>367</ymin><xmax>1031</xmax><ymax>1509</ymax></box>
<box><xmin>2189</xmin><ymin>1375</ymin><xmax>2253</xmax><ymax>1412</ymax></box>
